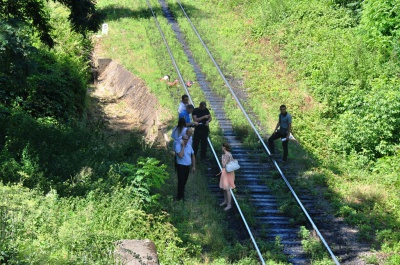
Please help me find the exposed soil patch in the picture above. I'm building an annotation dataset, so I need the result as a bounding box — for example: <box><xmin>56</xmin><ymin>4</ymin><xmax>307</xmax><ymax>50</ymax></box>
<box><xmin>88</xmin><ymin>59</ymin><xmax>164</xmax><ymax>144</ymax></box>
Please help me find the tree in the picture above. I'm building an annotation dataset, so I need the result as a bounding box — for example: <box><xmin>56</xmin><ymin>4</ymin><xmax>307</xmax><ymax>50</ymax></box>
<box><xmin>0</xmin><ymin>0</ymin><xmax>104</xmax><ymax>48</ymax></box>
<box><xmin>0</xmin><ymin>0</ymin><xmax>102</xmax><ymax>120</ymax></box>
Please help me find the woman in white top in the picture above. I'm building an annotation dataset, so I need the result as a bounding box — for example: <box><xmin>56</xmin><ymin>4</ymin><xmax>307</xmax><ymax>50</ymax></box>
<box><xmin>171</xmin><ymin>118</ymin><xmax>187</xmax><ymax>141</ymax></box>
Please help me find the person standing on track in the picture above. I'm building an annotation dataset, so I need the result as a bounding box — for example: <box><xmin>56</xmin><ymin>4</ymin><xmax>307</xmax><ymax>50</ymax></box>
<box><xmin>192</xmin><ymin>101</ymin><xmax>212</xmax><ymax>160</ymax></box>
<box><xmin>171</xmin><ymin>118</ymin><xmax>187</xmax><ymax>143</ymax></box>
<box><xmin>175</xmin><ymin>134</ymin><xmax>196</xmax><ymax>201</ymax></box>
<box><xmin>183</xmin><ymin>127</ymin><xmax>194</xmax><ymax>146</ymax></box>
<box><xmin>179</xmin><ymin>104</ymin><xmax>198</xmax><ymax>127</ymax></box>
<box><xmin>178</xmin><ymin>94</ymin><xmax>189</xmax><ymax>115</ymax></box>
<box><xmin>268</xmin><ymin>105</ymin><xmax>292</xmax><ymax>163</ymax></box>
<box><xmin>217</xmin><ymin>143</ymin><xmax>236</xmax><ymax>211</ymax></box>
<box><xmin>175</xmin><ymin>127</ymin><xmax>194</xmax><ymax>147</ymax></box>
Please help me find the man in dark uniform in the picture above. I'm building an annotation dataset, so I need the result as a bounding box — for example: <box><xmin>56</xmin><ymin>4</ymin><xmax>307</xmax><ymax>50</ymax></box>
<box><xmin>192</xmin><ymin>101</ymin><xmax>212</xmax><ymax>160</ymax></box>
<box><xmin>268</xmin><ymin>105</ymin><xmax>292</xmax><ymax>163</ymax></box>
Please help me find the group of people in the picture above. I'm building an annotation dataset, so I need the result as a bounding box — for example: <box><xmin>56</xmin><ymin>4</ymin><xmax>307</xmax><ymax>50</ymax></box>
<box><xmin>171</xmin><ymin>93</ymin><xmax>293</xmax><ymax>211</ymax></box>
<box><xmin>172</xmin><ymin>95</ymin><xmax>213</xmax><ymax>201</ymax></box>
<box><xmin>175</xmin><ymin>95</ymin><xmax>211</xmax><ymax>160</ymax></box>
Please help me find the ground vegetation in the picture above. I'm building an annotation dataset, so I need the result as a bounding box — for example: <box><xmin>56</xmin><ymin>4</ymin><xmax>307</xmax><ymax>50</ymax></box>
<box><xmin>2</xmin><ymin>0</ymin><xmax>400</xmax><ymax>264</ymax></box>
<box><xmin>0</xmin><ymin>0</ymin><xmax>270</xmax><ymax>264</ymax></box>
<box><xmin>170</xmin><ymin>0</ymin><xmax>400</xmax><ymax>263</ymax></box>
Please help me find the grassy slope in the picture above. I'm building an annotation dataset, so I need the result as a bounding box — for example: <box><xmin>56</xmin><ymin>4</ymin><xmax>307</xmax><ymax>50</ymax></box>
<box><xmin>95</xmin><ymin>0</ymin><xmax>399</xmax><ymax>263</ymax></box>
<box><xmin>93</xmin><ymin>0</ymin><xmax>270</xmax><ymax>264</ymax></box>
<box><xmin>170</xmin><ymin>0</ymin><xmax>400</xmax><ymax>262</ymax></box>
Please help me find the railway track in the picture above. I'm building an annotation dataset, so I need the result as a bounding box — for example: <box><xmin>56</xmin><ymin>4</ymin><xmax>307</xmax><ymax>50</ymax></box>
<box><xmin>146</xmin><ymin>0</ymin><xmax>341</xmax><ymax>264</ymax></box>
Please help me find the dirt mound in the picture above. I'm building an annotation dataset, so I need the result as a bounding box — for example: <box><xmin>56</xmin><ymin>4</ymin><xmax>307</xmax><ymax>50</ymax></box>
<box><xmin>91</xmin><ymin>60</ymin><xmax>163</xmax><ymax>143</ymax></box>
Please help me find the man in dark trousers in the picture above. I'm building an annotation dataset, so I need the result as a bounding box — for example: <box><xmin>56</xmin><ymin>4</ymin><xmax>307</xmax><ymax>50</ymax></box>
<box><xmin>175</xmin><ymin>134</ymin><xmax>196</xmax><ymax>200</ymax></box>
<box><xmin>268</xmin><ymin>105</ymin><xmax>292</xmax><ymax>163</ymax></box>
<box><xmin>192</xmin><ymin>101</ymin><xmax>212</xmax><ymax>160</ymax></box>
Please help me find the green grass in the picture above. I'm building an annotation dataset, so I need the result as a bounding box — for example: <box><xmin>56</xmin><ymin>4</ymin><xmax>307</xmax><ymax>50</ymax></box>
<box><xmin>160</xmin><ymin>0</ymin><xmax>400</xmax><ymax>263</ymax></box>
<box><xmin>0</xmin><ymin>182</ymin><xmax>190</xmax><ymax>264</ymax></box>
<box><xmin>91</xmin><ymin>0</ymin><xmax>283</xmax><ymax>264</ymax></box>
<box><xmin>0</xmin><ymin>1</ymin><xmax>271</xmax><ymax>264</ymax></box>
<box><xmin>4</xmin><ymin>0</ymin><xmax>400</xmax><ymax>264</ymax></box>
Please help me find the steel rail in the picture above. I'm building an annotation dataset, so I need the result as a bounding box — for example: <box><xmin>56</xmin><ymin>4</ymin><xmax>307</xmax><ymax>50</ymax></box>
<box><xmin>176</xmin><ymin>1</ymin><xmax>340</xmax><ymax>264</ymax></box>
<box><xmin>145</xmin><ymin>2</ymin><xmax>266</xmax><ymax>264</ymax></box>
<box><xmin>145</xmin><ymin>0</ymin><xmax>191</xmax><ymax>102</ymax></box>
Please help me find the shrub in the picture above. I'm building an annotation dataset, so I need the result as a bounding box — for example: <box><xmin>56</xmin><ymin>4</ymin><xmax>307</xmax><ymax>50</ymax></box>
<box><xmin>299</xmin><ymin>226</ymin><xmax>331</xmax><ymax>262</ymax></box>
<box><xmin>360</xmin><ymin>0</ymin><xmax>400</xmax><ymax>56</ymax></box>
<box><xmin>111</xmin><ymin>157</ymin><xmax>169</xmax><ymax>205</ymax></box>
<box><xmin>332</xmin><ymin>79</ymin><xmax>400</xmax><ymax>159</ymax></box>
<box><xmin>0</xmin><ymin>183</ymin><xmax>191</xmax><ymax>264</ymax></box>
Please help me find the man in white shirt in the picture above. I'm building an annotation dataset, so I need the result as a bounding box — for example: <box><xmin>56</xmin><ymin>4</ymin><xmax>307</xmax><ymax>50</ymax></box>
<box><xmin>178</xmin><ymin>94</ymin><xmax>189</xmax><ymax>115</ymax></box>
<box><xmin>175</xmin><ymin>134</ymin><xmax>196</xmax><ymax>200</ymax></box>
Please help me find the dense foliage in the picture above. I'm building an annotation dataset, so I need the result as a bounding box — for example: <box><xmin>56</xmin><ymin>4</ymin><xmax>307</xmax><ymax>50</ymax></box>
<box><xmin>0</xmin><ymin>0</ymin><xmax>105</xmax><ymax>125</ymax></box>
<box><xmin>0</xmin><ymin>1</ymin><xmax>190</xmax><ymax>264</ymax></box>
<box><xmin>0</xmin><ymin>182</ymin><xmax>187</xmax><ymax>264</ymax></box>
<box><xmin>2</xmin><ymin>0</ymin><xmax>400</xmax><ymax>263</ymax></box>
<box><xmin>0</xmin><ymin>0</ymin><xmax>266</xmax><ymax>264</ymax></box>
<box><xmin>0</xmin><ymin>0</ymin><xmax>104</xmax><ymax>47</ymax></box>
<box><xmin>248</xmin><ymin>0</ymin><xmax>400</xmax><ymax>163</ymax></box>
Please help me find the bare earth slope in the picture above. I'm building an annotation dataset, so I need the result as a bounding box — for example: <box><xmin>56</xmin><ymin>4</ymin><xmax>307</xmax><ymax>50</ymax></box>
<box><xmin>88</xmin><ymin>60</ymin><xmax>164</xmax><ymax>144</ymax></box>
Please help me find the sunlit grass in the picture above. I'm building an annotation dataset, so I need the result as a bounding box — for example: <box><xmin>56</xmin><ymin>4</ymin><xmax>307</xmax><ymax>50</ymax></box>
<box><xmin>163</xmin><ymin>0</ymin><xmax>400</xmax><ymax>262</ymax></box>
<box><xmin>92</xmin><ymin>0</ymin><xmax>400</xmax><ymax>263</ymax></box>
<box><xmin>93</xmin><ymin>0</ymin><xmax>268</xmax><ymax>263</ymax></box>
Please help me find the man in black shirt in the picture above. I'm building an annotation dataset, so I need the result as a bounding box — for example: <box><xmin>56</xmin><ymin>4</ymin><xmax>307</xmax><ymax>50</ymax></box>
<box><xmin>192</xmin><ymin>101</ymin><xmax>212</xmax><ymax>160</ymax></box>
